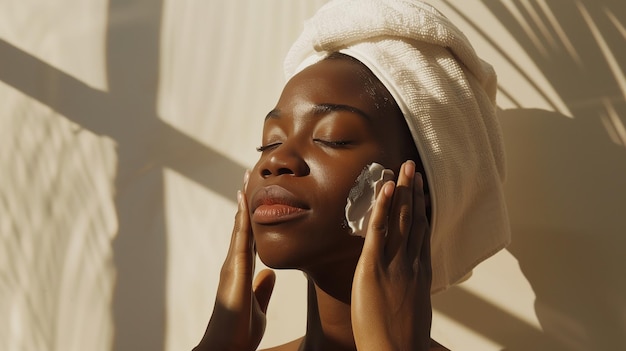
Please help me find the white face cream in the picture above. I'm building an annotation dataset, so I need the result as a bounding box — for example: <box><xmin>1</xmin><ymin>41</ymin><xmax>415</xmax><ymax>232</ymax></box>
<box><xmin>345</xmin><ymin>163</ymin><xmax>395</xmax><ymax>237</ymax></box>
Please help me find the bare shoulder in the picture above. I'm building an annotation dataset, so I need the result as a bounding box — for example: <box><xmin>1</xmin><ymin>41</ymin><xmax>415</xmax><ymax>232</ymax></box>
<box><xmin>259</xmin><ymin>337</ymin><xmax>304</xmax><ymax>351</ymax></box>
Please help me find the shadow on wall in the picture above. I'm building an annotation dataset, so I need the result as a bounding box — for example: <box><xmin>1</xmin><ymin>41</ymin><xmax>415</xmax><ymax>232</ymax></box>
<box><xmin>436</xmin><ymin>0</ymin><xmax>626</xmax><ymax>349</ymax></box>
<box><xmin>493</xmin><ymin>0</ymin><xmax>626</xmax><ymax>349</ymax></box>
<box><xmin>1</xmin><ymin>0</ymin><xmax>624</xmax><ymax>350</ymax></box>
<box><xmin>0</xmin><ymin>1</ymin><xmax>245</xmax><ymax>350</ymax></box>
<box><xmin>436</xmin><ymin>110</ymin><xmax>625</xmax><ymax>351</ymax></box>
<box><xmin>501</xmin><ymin>108</ymin><xmax>626</xmax><ymax>351</ymax></box>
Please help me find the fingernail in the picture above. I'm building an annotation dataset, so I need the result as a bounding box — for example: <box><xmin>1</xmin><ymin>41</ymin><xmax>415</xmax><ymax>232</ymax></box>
<box><xmin>404</xmin><ymin>160</ymin><xmax>415</xmax><ymax>177</ymax></box>
<box><xmin>384</xmin><ymin>181</ymin><xmax>395</xmax><ymax>196</ymax></box>
<box><xmin>237</xmin><ymin>190</ymin><xmax>242</xmax><ymax>205</ymax></box>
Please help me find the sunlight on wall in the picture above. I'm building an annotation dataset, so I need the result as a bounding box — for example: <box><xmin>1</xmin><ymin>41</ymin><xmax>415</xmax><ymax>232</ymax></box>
<box><xmin>0</xmin><ymin>83</ymin><xmax>117</xmax><ymax>351</ymax></box>
<box><xmin>432</xmin><ymin>311</ymin><xmax>503</xmax><ymax>350</ymax></box>
<box><xmin>163</xmin><ymin>168</ymin><xmax>232</xmax><ymax>350</ymax></box>
<box><xmin>0</xmin><ymin>2</ymin><xmax>119</xmax><ymax>351</ymax></box>
<box><xmin>435</xmin><ymin>0</ymin><xmax>572</xmax><ymax>116</ymax></box>
<box><xmin>0</xmin><ymin>0</ymin><xmax>109</xmax><ymax>91</ymax></box>
<box><xmin>460</xmin><ymin>251</ymin><xmax>541</xmax><ymax>332</ymax></box>
<box><xmin>2</xmin><ymin>0</ymin><xmax>625</xmax><ymax>350</ymax></box>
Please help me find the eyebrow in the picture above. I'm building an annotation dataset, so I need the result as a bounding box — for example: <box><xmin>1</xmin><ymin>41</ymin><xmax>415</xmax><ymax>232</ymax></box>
<box><xmin>264</xmin><ymin>103</ymin><xmax>372</xmax><ymax>121</ymax></box>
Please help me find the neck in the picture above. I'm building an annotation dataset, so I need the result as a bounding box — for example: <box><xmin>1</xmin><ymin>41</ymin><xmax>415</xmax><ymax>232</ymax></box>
<box><xmin>294</xmin><ymin>259</ymin><xmax>443</xmax><ymax>351</ymax></box>
<box><xmin>300</xmin><ymin>280</ymin><xmax>355</xmax><ymax>351</ymax></box>
<box><xmin>299</xmin><ymin>259</ymin><xmax>358</xmax><ymax>351</ymax></box>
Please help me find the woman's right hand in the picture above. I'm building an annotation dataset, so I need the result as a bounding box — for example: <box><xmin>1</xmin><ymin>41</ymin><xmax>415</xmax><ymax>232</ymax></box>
<box><xmin>194</xmin><ymin>172</ymin><xmax>276</xmax><ymax>351</ymax></box>
<box><xmin>351</xmin><ymin>160</ymin><xmax>432</xmax><ymax>351</ymax></box>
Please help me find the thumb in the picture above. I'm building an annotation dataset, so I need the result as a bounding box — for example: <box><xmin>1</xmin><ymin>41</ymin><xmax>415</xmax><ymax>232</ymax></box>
<box><xmin>253</xmin><ymin>269</ymin><xmax>276</xmax><ymax>314</ymax></box>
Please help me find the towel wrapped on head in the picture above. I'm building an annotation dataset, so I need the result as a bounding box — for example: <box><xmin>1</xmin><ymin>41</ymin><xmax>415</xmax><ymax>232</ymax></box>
<box><xmin>284</xmin><ymin>0</ymin><xmax>511</xmax><ymax>293</ymax></box>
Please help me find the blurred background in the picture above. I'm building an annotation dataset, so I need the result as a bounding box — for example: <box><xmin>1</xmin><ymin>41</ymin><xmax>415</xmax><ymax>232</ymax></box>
<box><xmin>1</xmin><ymin>0</ymin><xmax>624</xmax><ymax>350</ymax></box>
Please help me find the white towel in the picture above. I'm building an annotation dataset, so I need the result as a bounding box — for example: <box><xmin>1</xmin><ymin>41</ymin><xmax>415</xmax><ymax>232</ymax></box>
<box><xmin>284</xmin><ymin>0</ymin><xmax>511</xmax><ymax>293</ymax></box>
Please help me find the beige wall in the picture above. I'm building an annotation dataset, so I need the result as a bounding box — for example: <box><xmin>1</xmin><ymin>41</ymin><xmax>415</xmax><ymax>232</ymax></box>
<box><xmin>1</xmin><ymin>1</ymin><xmax>624</xmax><ymax>350</ymax></box>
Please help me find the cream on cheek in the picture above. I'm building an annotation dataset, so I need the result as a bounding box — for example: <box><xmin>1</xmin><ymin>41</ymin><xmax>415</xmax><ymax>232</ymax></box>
<box><xmin>344</xmin><ymin>162</ymin><xmax>394</xmax><ymax>237</ymax></box>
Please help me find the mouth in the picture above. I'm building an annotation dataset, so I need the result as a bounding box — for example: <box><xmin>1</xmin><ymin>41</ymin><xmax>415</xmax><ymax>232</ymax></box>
<box><xmin>251</xmin><ymin>185</ymin><xmax>310</xmax><ymax>224</ymax></box>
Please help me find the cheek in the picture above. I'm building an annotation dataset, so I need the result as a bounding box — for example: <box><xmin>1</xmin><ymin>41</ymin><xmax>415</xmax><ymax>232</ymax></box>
<box><xmin>308</xmin><ymin>162</ymin><xmax>374</xmax><ymax>229</ymax></box>
<box><xmin>310</xmin><ymin>158</ymin><xmax>366</xmax><ymax>199</ymax></box>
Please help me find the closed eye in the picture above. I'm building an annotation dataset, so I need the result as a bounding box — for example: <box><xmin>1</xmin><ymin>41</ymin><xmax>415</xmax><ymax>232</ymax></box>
<box><xmin>313</xmin><ymin>139</ymin><xmax>353</xmax><ymax>148</ymax></box>
<box><xmin>256</xmin><ymin>142</ymin><xmax>281</xmax><ymax>152</ymax></box>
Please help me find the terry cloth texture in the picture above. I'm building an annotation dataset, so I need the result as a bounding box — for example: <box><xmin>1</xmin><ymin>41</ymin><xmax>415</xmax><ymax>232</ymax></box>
<box><xmin>284</xmin><ymin>0</ymin><xmax>511</xmax><ymax>293</ymax></box>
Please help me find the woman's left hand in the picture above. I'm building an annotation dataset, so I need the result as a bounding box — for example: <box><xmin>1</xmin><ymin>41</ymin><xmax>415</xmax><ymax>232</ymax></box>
<box><xmin>351</xmin><ymin>160</ymin><xmax>432</xmax><ymax>351</ymax></box>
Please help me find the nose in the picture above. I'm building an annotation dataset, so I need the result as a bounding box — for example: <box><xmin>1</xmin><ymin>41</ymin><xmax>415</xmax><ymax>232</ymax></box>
<box><xmin>259</xmin><ymin>141</ymin><xmax>310</xmax><ymax>178</ymax></box>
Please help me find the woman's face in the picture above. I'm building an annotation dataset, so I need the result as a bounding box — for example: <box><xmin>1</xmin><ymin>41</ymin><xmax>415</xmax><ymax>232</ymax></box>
<box><xmin>246</xmin><ymin>57</ymin><xmax>419</xmax><ymax>272</ymax></box>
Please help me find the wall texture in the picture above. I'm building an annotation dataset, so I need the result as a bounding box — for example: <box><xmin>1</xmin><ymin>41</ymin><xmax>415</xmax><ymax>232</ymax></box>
<box><xmin>1</xmin><ymin>1</ymin><xmax>624</xmax><ymax>350</ymax></box>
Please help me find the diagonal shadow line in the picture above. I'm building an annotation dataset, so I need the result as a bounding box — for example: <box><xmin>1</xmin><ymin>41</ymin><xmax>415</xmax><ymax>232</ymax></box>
<box><xmin>153</xmin><ymin>120</ymin><xmax>246</xmax><ymax>200</ymax></box>
<box><xmin>0</xmin><ymin>38</ymin><xmax>116</xmax><ymax>137</ymax></box>
<box><xmin>442</xmin><ymin>0</ymin><xmax>563</xmax><ymax>113</ymax></box>
<box><xmin>433</xmin><ymin>287</ymin><xmax>565</xmax><ymax>351</ymax></box>
<box><xmin>482</xmin><ymin>0</ymin><xmax>625</xmax><ymax>106</ymax></box>
<box><xmin>0</xmin><ymin>38</ymin><xmax>244</xmax><ymax>201</ymax></box>
<box><xmin>1</xmin><ymin>3</ymin><xmax>243</xmax><ymax>350</ymax></box>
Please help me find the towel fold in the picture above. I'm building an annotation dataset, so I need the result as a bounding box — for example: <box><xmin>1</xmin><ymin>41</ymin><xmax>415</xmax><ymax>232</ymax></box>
<box><xmin>285</xmin><ymin>0</ymin><xmax>511</xmax><ymax>293</ymax></box>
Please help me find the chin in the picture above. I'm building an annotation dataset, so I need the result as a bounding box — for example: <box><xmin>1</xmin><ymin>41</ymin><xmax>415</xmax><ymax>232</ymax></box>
<box><xmin>254</xmin><ymin>235</ymin><xmax>309</xmax><ymax>269</ymax></box>
<box><xmin>252</xmin><ymin>222</ymin><xmax>316</xmax><ymax>269</ymax></box>
<box><xmin>254</xmin><ymin>228</ymin><xmax>364</xmax><ymax>272</ymax></box>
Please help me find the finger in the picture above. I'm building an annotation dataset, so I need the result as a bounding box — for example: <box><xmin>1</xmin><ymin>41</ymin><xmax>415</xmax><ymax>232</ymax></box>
<box><xmin>228</xmin><ymin>190</ymin><xmax>252</xmax><ymax>250</ymax></box>
<box><xmin>408</xmin><ymin>172</ymin><xmax>429</xmax><ymax>261</ymax></box>
<box><xmin>226</xmin><ymin>171</ymin><xmax>253</xmax><ymax>257</ymax></box>
<box><xmin>217</xmin><ymin>189</ymin><xmax>255</xmax><ymax>305</ymax></box>
<box><xmin>253</xmin><ymin>269</ymin><xmax>276</xmax><ymax>314</ymax></box>
<box><xmin>222</xmin><ymin>188</ymin><xmax>255</xmax><ymax>287</ymax></box>
<box><xmin>421</xmin><ymin>225</ymin><xmax>432</xmax><ymax>277</ymax></box>
<box><xmin>418</xmin><ymin>216</ymin><xmax>432</xmax><ymax>292</ymax></box>
<box><xmin>386</xmin><ymin>160</ymin><xmax>415</xmax><ymax>258</ymax></box>
<box><xmin>362</xmin><ymin>180</ymin><xmax>395</xmax><ymax>260</ymax></box>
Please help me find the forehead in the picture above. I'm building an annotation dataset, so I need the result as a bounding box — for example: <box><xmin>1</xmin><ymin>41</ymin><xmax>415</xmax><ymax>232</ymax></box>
<box><xmin>278</xmin><ymin>58</ymin><xmax>395</xmax><ymax>117</ymax></box>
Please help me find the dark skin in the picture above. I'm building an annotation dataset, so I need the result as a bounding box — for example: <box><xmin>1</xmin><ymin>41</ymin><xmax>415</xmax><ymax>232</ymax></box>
<box><xmin>194</xmin><ymin>57</ymin><xmax>449</xmax><ymax>351</ymax></box>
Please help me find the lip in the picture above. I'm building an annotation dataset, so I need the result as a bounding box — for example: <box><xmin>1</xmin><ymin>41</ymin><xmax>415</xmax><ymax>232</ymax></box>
<box><xmin>250</xmin><ymin>185</ymin><xmax>310</xmax><ymax>224</ymax></box>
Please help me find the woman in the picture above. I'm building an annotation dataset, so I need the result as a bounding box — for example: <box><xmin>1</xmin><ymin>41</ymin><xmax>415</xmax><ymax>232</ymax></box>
<box><xmin>195</xmin><ymin>0</ymin><xmax>510</xmax><ymax>350</ymax></box>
